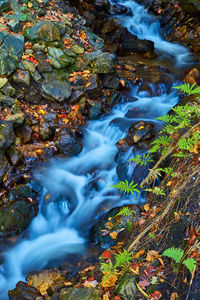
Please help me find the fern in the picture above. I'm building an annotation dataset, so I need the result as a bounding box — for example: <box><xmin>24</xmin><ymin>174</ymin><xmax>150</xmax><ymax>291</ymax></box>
<box><xmin>114</xmin><ymin>249</ymin><xmax>133</xmax><ymax>268</ymax></box>
<box><xmin>110</xmin><ymin>180</ymin><xmax>140</xmax><ymax>194</ymax></box>
<box><xmin>116</xmin><ymin>206</ymin><xmax>135</xmax><ymax>217</ymax></box>
<box><xmin>182</xmin><ymin>258</ymin><xmax>197</xmax><ymax>273</ymax></box>
<box><xmin>145</xmin><ymin>187</ymin><xmax>166</xmax><ymax>196</ymax></box>
<box><xmin>162</xmin><ymin>247</ymin><xmax>184</xmax><ymax>263</ymax></box>
<box><xmin>150</xmin><ymin>136</ymin><xmax>170</xmax><ymax>153</ymax></box>
<box><xmin>129</xmin><ymin>153</ymin><xmax>153</xmax><ymax>166</ymax></box>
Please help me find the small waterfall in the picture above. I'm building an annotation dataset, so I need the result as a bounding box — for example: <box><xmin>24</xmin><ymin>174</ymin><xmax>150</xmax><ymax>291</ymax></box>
<box><xmin>0</xmin><ymin>1</ymin><xmax>192</xmax><ymax>298</ymax></box>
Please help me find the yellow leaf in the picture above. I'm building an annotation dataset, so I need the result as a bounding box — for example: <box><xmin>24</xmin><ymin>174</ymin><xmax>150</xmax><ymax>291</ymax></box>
<box><xmin>101</xmin><ymin>274</ymin><xmax>118</xmax><ymax>288</ymax></box>
<box><xmin>62</xmin><ymin>118</ymin><xmax>69</xmax><ymax>124</ymax></box>
<box><xmin>103</xmin><ymin>295</ymin><xmax>110</xmax><ymax>300</ymax></box>
<box><xmin>120</xmin><ymin>79</ymin><xmax>125</xmax><ymax>87</ymax></box>
<box><xmin>105</xmin><ymin>221</ymin><xmax>113</xmax><ymax>230</ymax></box>
<box><xmin>109</xmin><ymin>231</ymin><xmax>118</xmax><ymax>239</ymax></box>
<box><xmin>166</xmin><ymin>181</ymin><xmax>172</xmax><ymax>187</ymax></box>
<box><xmin>36</xmin><ymin>149</ymin><xmax>43</xmax><ymax>155</ymax></box>
<box><xmin>45</xmin><ymin>194</ymin><xmax>50</xmax><ymax>200</ymax></box>
<box><xmin>39</xmin><ymin>109</ymin><xmax>47</xmax><ymax>116</ymax></box>
<box><xmin>144</xmin><ymin>204</ymin><xmax>149</xmax><ymax>212</ymax></box>
<box><xmin>138</xmin><ymin>126</ymin><xmax>145</xmax><ymax>130</ymax></box>
<box><xmin>85</xmin><ymin>82</ymin><xmax>91</xmax><ymax>88</ymax></box>
<box><xmin>28</xmin><ymin>2</ymin><xmax>33</xmax><ymax>7</ymax></box>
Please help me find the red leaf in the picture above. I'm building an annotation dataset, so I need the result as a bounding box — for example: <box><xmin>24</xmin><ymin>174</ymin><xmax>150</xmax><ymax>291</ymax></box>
<box><xmin>114</xmin><ymin>296</ymin><xmax>122</xmax><ymax>300</ymax></box>
<box><xmin>150</xmin><ymin>291</ymin><xmax>162</xmax><ymax>300</ymax></box>
<box><xmin>102</xmin><ymin>250</ymin><xmax>112</xmax><ymax>259</ymax></box>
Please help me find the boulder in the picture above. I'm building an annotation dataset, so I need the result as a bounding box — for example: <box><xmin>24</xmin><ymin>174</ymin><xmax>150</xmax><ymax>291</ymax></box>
<box><xmin>0</xmin><ymin>32</ymin><xmax>24</xmax><ymax>76</ymax></box>
<box><xmin>0</xmin><ymin>120</ymin><xmax>15</xmax><ymax>149</ymax></box>
<box><xmin>115</xmin><ymin>273</ymin><xmax>137</xmax><ymax>299</ymax></box>
<box><xmin>47</xmin><ymin>47</ymin><xmax>75</xmax><ymax>69</ymax></box>
<box><xmin>41</xmin><ymin>71</ymin><xmax>72</xmax><ymax>102</ymax></box>
<box><xmin>0</xmin><ymin>200</ymin><xmax>38</xmax><ymax>235</ymax></box>
<box><xmin>13</xmin><ymin>69</ymin><xmax>31</xmax><ymax>86</ymax></box>
<box><xmin>7</xmin><ymin>20</ymin><xmax>21</xmax><ymax>33</ymax></box>
<box><xmin>5</xmin><ymin>113</ymin><xmax>26</xmax><ymax>127</ymax></box>
<box><xmin>83</xmin><ymin>50</ymin><xmax>116</xmax><ymax>73</ymax></box>
<box><xmin>56</xmin><ymin>129</ymin><xmax>82</xmax><ymax>157</ymax></box>
<box><xmin>8</xmin><ymin>281</ymin><xmax>42</xmax><ymax>300</ymax></box>
<box><xmin>60</xmin><ymin>287</ymin><xmax>101</xmax><ymax>300</ymax></box>
<box><xmin>0</xmin><ymin>0</ymin><xmax>10</xmax><ymax>14</ymax></box>
<box><xmin>24</xmin><ymin>20</ymin><xmax>61</xmax><ymax>42</ymax></box>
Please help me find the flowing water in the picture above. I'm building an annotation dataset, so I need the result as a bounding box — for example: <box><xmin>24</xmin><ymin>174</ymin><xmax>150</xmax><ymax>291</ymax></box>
<box><xmin>0</xmin><ymin>1</ymin><xmax>194</xmax><ymax>298</ymax></box>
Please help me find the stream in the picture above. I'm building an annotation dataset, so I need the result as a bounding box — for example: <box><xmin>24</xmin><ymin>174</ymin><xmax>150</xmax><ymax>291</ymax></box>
<box><xmin>0</xmin><ymin>0</ymin><xmax>194</xmax><ymax>298</ymax></box>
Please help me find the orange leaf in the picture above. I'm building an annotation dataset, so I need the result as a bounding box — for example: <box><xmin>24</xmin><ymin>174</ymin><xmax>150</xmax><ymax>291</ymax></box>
<box><xmin>109</xmin><ymin>231</ymin><xmax>118</xmax><ymax>239</ymax></box>
<box><xmin>133</xmin><ymin>249</ymin><xmax>145</xmax><ymax>259</ymax></box>
<box><xmin>105</xmin><ymin>221</ymin><xmax>113</xmax><ymax>230</ymax></box>
<box><xmin>101</xmin><ymin>274</ymin><xmax>118</xmax><ymax>288</ymax></box>
<box><xmin>102</xmin><ymin>250</ymin><xmax>113</xmax><ymax>259</ymax></box>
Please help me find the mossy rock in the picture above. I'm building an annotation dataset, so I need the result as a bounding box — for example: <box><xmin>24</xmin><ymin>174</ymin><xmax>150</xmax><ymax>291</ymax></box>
<box><xmin>60</xmin><ymin>287</ymin><xmax>101</xmax><ymax>300</ymax></box>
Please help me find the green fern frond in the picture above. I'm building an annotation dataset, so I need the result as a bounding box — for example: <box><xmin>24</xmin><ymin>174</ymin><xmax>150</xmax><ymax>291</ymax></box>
<box><xmin>129</xmin><ymin>153</ymin><xmax>153</xmax><ymax>166</ymax></box>
<box><xmin>162</xmin><ymin>247</ymin><xmax>184</xmax><ymax>263</ymax></box>
<box><xmin>173</xmin><ymin>83</ymin><xmax>196</xmax><ymax>95</ymax></box>
<box><xmin>114</xmin><ymin>249</ymin><xmax>133</xmax><ymax>268</ymax></box>
<box><xmin>110</xmin><ymin>180</ymin><xmax>140</xmax><ymax>194</ymax></box>
<box><xmin>156</xmin><ymin>114</ymin><xmax>174</xmax><ymax>123</ymax></box>
<box><xmin>182</xmin><ymin>258</ymin><xmax>197</xmax><ymax>273</ymax></box>
<box><xmin>116</xmin><ymin>206</ymin><xmax>135</xmax><ymax>217</ymax></box>
<box><xmin>172</xmin><ymin>151</ymin><xmax>188</xmax><ymax>158</ymax></box>
<box><xmin>145</xmin><ymin>187</ymin><xmax>166</xmax><ymax>196</ymax></box>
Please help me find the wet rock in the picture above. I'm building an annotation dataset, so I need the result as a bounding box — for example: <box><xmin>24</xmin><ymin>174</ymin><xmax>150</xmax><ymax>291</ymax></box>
<box><xmin>0</xmin><ymin>120</ymin><xmax>15</xmax><ymax>149</ymax></box>
<box><xmin>111</xmin><ymin>4</ymin><xmax>132</xmax><ymax>15</ymax></box>
<box><xmin>180</xmin><ymin>0</ymin><xmax>200</xmax><ymax>14</ymax></box>
<box><xmin>88</xmin><ymin>100</ymin><xmax>101</xmax><ymax>120</ymax></box>
<box><xmin>0</xmin><ymin>200</ymin><xmax>38</xmax><ymax>235</ymax></box>
<box><xmin>41</xmin><ymin>71</ymin><xmax>72</xmax><ymax>102</ymax></box>
<box><xmin>121</xmin><ymin>30</ymin><xmax>154</xmax><ymax>54</ymax></box>
<box><xmin>47</xmin><ymin>47</ymin><xmax>75</xmax><ymax>68</ymax></box>
<box><xmin>56</xmin><ymin>129</ymin><xmax>82</xmax><ymax>157</ymax></box>
<box><xmin>0</xmin><ymin>0</ymin><xmax>10</xmax><ymax>14</ymax></box>
<box><xmin>1</xmin><ymin>81</ymin><xmax>15</xmax><ymax>96</ymax></box>
<box><xmin>0</xmin><ymin>32</ymin><xmax>24</xmax><ymax>76</ymax></box>
<box><xmin>24</xmin><ymin>20</ymin><xmax>61</xmax><ymax>42</ymax></box>
<box><xmin>115</xmin><ymin>273</ymin><xmax>137</xmax><ymax>299</ymax></box>
<box><xmin>116</xmin><ymin>121</ymin><xmax>154</xmax><ymax>149</ymax></box>
<box><xmin>100</xmin><ymin>73</ymin><xmax>120</xmax><ymax>89</ymax></box>
<box><xmin>184</xmin><ymin>68</ymin><xmax>200</xmax><ymax>86</ymax></box>
<box><xmin>22</xmin><ymin>59</ymin><xmax>36</xmax><ymax>73</ymax></box>
<box><xmin>0</xmin><ymin>94</ymin><xmax>15</xmax><ymax>107</ymax></box>
<box><xmin>7</xmin><ymin>144</ymin><xmax>22</xmax><ymax>165</ymax></box>
<box><xmin>13</xmin><ymin>69</ymin><xmax>31</xmax><ymax>86</ymax></box>
<box><xmin>6</xmin><ymin>113</ymin><xmax>26</xmax><ymax>128</ymax></box>
<box><xmin>16</xmin><ymin>125</ymin><xmax>32</xmax><ymax>143</ymax></box>
<box><xmin>31</xmin><ymin>69</ymin><xmax>42</xmax><ymax>83</ymax></box>
<box><xmin>83</xmin><ymin>50</ymin><xmax>116</xmax><ymax>73</ymax></box>
<box><xmin>8</xmin><ymin>20</ymin><xmax>21</xmax><ymax>33</ymax></box>
<box><xmin>8</xmin><ymin>281</ymin><xmax>42</xmax><ymax>300</ymax></box>
<box><xmin>40</xmin><ymin>119</ymin><xmax>55</xmax><ymax>140</ymax></box>
<box><xmin>100</xmin><ymin>18</ymin><xmax>116</xmax><ymax>34</ymax></box>
<box><xmin>70</xmin><ymin>44</ymin><xmax>84</xmax><ymax>55</ymax></box>
<box><xmin>10</xmin><ymin>184</ymin><xmax>36</xmax><ymax>199</ymax></box>
<box><xmin>26</xmin><ymin>269</ymin><xmax>65</xmax><ymax>296</ymax></box>
<box><xmin>0</xmin><ymin>152</ymin><xmax>9</xmax><ymax>183</ymax></box>
<box><xmin>0</xmin><ymin>77</ymin><xmax>8</xmax><ymax>88</ymax></box>
<box><xmin>60</xmin><ymin>287</ymin><xmax>101</xmax><ymax>300</ymax></box>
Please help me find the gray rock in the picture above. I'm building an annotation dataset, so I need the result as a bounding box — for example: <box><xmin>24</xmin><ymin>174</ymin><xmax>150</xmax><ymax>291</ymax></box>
<box><xmin>0</xmin><ymin>77</ymin><xmax>8</xmax><ymax>88</ymax></box>
<box><xmin>83</xmin><ymin>50</ymin><xmax>116</xmax><ymax>73</ymax></box>
<box><xmin>0</xmin><ymin>152</ymin><xmax>9</xmax><ymax>183</ymax></box>
<box><xmin>0</xmin><ymin>120</ymin><xmax>15</xmax><ymax>149</ymax></box>
<box><xmin>41</xmin><ymin>71</ymin><xmax>72</xmax><ymax>102</ymax></box>
<box><xmin>13</xmin><ymin>69</ymin><xmax>30</xmax><ymax>86</ymax></box>
<box><xmin>5</xmin><ymin>113</ymin><xmax>26</xmax><ymax>127</ymax></box>
<box><xmin>24</xmin><ymin>20</ymin><xmax>61</xmax><ymax>42</ymax></box>
<box><xmin>70</xmin><ymin>44</ymin><xmax>84</xmax><ymax>55</ymax></box>
<box><xmin>7</xmin><ymin>145</ymin><xmax>22</xmax><ymax>165</ymax></box>
<box><xmin>47</xmin><ymin>47</ymin><xmax>75</xmax><ymax>69</ymax></box>
<box><xmin>40</xmin><ymin>119</ymin><xmax>55</xmax><ymax>140</ymax></box>
<box><xmin>31</xmin><ymin>70</ymin><xmax>42</xmax><ymax>83</ymax></box>
<box><xmin>0</xmin><ymin>0</ymin><xmax>10</xmax><ymax>14</ymax></box>
<box><xmin>115</xmin><ymin>273</ymin><xmax>137</xmax><ymax>299</ymax></box>
<box><xmin>1</xmin><ymin>82</ymin><xmax>15</xmax><ymax>97</ymax></box>
<box><xmin>0</xmin><ymin>93</ymin><xmax>15</xmax><ymax>106</ymax></box>
<box><xmin>8</xmin><ymin>20</ymin><xmax>21</xmax><ymax>33</ymax></box>
<box><xmin>56</xmin><ymin>129</ymin><xmax>82</xmax><ymax>157</ymax></box>
<box><xmin>22</xmin><ymin>59</ymin><xmax>36</xmax><ymax>73</ymax></box>
<box><xmin>0</xmin><ymin>32</ymin><xmax>24</xmax><ymax>76</ymax></box>
<box><xmin>60</xmin><ymin>287</ymin><xmax>101</xmax><ymax>300</ymax></box>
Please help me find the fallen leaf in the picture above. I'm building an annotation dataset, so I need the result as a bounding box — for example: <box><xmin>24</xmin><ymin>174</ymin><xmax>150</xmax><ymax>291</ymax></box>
<box><xmin>133</xmin><ymin>249</ymin><xmax>145</xmax><ymax>259</ymax></box>
<box><xmin>138</xmin><ymin>279</ymin><xmax>150</xmax><ymax>290</ymax></box>
<box><xmin>144</xmin><ymin>204</ymin><xmax>150</xmax><ymax>212</ymax></box>
<box><xmin>83</xmin><ymin>280</ymin><xmax>98</xmax><ymax>288</ymax></box>
<box><xmin>101</xmin><ymin>274</ymin><xmax>118</xmax><ymax>288</ymax></box>
<box><xmin>150</xmin><ymin>291</ymin><xmax>162</xmax><ymax>300</ymax></box>
<box><xmin>109</xmin><ymin>231</ymin><xmax>118</xmax><ymax>239</ymax></box>
<box><xmin>102</xmin><ymin>250</ymin><xmax>113</xmax><ymax>259</ymax></box>
<box><xmin>170</xmin><ymin>292</ymin><xmax>179</xmax><ymax>300</ymax></box>
<box><xmin>105</xmin><ymin>221</ymin><xmax>113</xmax><ymax>230</ymax></box>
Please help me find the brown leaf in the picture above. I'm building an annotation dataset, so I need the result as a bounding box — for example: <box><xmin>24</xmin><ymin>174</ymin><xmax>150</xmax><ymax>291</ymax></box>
<box><xmin>170</xmin><ymin>292</ymin><xmax>179</xmax><ymax>300</ymax></box>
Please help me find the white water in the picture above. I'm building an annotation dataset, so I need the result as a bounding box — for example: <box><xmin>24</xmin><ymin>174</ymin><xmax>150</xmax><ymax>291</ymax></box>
<box><xmin>0</xmin><ymin>1</ymin><xmax>192</xmax><ymax>298</ymax></box>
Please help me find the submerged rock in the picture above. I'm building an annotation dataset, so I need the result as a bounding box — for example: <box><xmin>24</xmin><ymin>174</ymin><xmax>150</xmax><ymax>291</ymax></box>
<box><xmin>83</xmin><ymin>50</ymin><xmax>116</xmax><ymax>73</ymax></box>
<box><xmin>115</xmin><ymin>273</ymin><xmax>137</xmax><ymax>299</ymax></box>
<box><xmin>60</xmin><ymin>287</ymin><xmax>101</xmax><ymax>300</ymax></box>
<box><xmin>8</xmin><ymin>281</ymin><xmax>42</xmax><ymax>300</ymax></box>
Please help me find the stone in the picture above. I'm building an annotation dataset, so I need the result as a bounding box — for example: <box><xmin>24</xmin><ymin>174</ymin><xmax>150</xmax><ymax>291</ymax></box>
<box><xmin>8</xmin><ymin>281</ymin><xmax>42</xmax><ymax>300</ymax></box>
<box><xmin>5</xmin><ymin>113</ymin><xmax>26</xmax><ymax>128</ymax></box>
<box><xmin>16</xmin><ymin>125</ymin><xmax>32</xmax><ymax>143</ymax></box>
<box><xmin>60</xmin><ymin>287</ymin><xmax>101</xmax><ymax>300</ymax></box>
<box><xmin>0</xmin><ymin>94</ymin><xmax>15</xmax><ymax>106</ymax></box>
<box><xmin>31</xmin><ymin>70</ymin><xmax>42</xmax><ymax>83</ymax></box>
<box><xmin>0</xmin><ymin>200</ymin><xmax>38</xmax><ymax>235</ymax></box>
<box><xmin>0</xmin><ymin>82</ymin><xmax>15</xmax><ymax>96</ymax></box>
<box><xmin>100</xmin><ymin>73</ymin><xmax>120</xmax><ymax>89</ymax></box>
<box><xmin>83</xmin><ymin>50</ymin><xmax>116</xmax><ymax>73</ymax></box>
<box><xmin>115</xmin><ymin>273</ymin><xmax>137</xmax><ymax>299</ymax></box>
<box><xmin>70</xmin><ymin>44</ymin><xmax>84</xmax><ymax>55</ymax></box>
<box><xmin>0</xmin><ymin>120</ymin><xmax>15</xmax><ymax>149</ymax></box>
<box><xmin>7</xmin><ymin>20</ymin><xmax>21</xmax><ymax>33</ymax></box>
<box><xmin>40</xmin><ymin>119</ymin><xmax>55</xmax><ymax>140</ymax></box>
<box><xmin>184</xmin><ymin>68</ymin><xmax>200</xmax><ymax>86</ymax></box>
<box><xmin>56</xmin><ymin>129</ymin><xmax>82</xmax><ymax>157</ymax></box>
<box><xmin>7</xmin><ymin>145</ymin><xmax>22</xmax><ymax>165</ymax></box>
<box><xmin>24</xmin><ymin>20</ymin><xmax>61</xmax><ymax>42</ymax></box>
<box><xmin>0</xmin><ymin>152</ymin><xmax>9</xmax><ymax>183</ymax></box>
<box><xmin>47</xmin><ymin>47</ymin><xmax>75</xmax><ymax>69</ymax></box>
<box><xmin>41</xmin><ymin>71</ymin><xmax>72</xmax><ymax>102</ymax></box>
<box><xmin>22</xmin><ymin>59</ymin><xmax>36</xmax><ymax>73</ymax></box>
<box><xmin>0</xmin><ymin>0</ymin><xmax>10</xmax><ymax>14</ymax></box>
<box><xmin>13</xmin><ymin>69</ymin><xmax>30</xmax><ymax>86</ymax></box>
<box><xmin>0</xmin><ymin>32</ymin><xmax>24</xmax><ymax>76</ymax></box>
<box><xmin>0</xmin><ymin>77</ymin><xmax>8</xmax><ymax>88</ymax></box>
<box><xmin>88</xmin><ymin>101</ymin><xmax>101</xmax><ymax>120</ymax></box>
